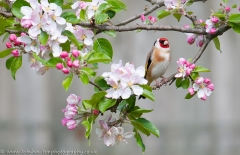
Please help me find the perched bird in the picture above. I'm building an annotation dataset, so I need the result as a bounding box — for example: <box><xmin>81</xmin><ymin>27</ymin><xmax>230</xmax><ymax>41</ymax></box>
<box><xmin>139</xmin><ymin>38</ymin><xmax>171</xmax><ymax>99</ymax></box>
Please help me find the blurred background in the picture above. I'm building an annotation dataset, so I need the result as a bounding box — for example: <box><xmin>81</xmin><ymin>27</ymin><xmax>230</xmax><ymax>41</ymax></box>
<box><xmin>1</xmin><ymin>0</ymin><xmax>240</xmax><ymax>155</ymax></box>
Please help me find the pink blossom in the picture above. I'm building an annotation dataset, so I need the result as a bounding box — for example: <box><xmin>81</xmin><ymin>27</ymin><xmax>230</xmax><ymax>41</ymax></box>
<box><xmin>20</xmin><ymin>18</ymin><xmax>32</xmax><ymax>28</ymax></box>
<box><xmin>140</xmin><ymin>14</ymin><xmax>145</xmax><ymax>22</ymax></box>
<box><xmin>66</xmin><ymin>94</ymin><xmax>81</xmax><ymax>105</ymax></box>
<box><xmin>14</xmin><ymin>37</ymin><xmax>23</xmax><ymax>46</ymax></box>
<box><xmin>205</xmin><ymin>19</ymin><xmax>214</xmax><ymax>33</ymax></box>
<box><xmin>86</xmin><ymin>0</ymin><xmax>106</xmax><ymax>19</ymax></box>
<box><xmin>56</xmin><ymin>63</ymin><xmax>63</xmax><ymax>70</ymax></box>
<box><xmin>175</xmin><ymin>58</ymin><xmax>195</xmax><ymax>78</ymax></box>
<box><xmin>209</xmin><ymin>28</ymin><xmax>217</xmax><ymax>34</ymax></box>
<box><xmin>188</xmin><ymin>88</ymin><xmax>195</xmax><ymax>95</ymax></box>
<box><xmin>67</xmin><ymin>61</ymin><xmax>73</xmax><ymax>67</ymax></box>
<box><xmin>65</xmin><ymin>110</ymin><xmax>77</xmax><ymax>119</ymax></box>
<box><xmin>198</xmin><ymin>19</ymin><xmax>204</xmax><ymax>24</ymax></box>
<box><xmin>93</xmin><ymin>109</ymin><xmax>99</xmax><ymax>115</ymax></box>
<box><xmin>60</xmin><ymin>51</ymin><xmax>68</xmax><ymax>58</ymax></box>
<box><xmin>72</xmin><ymin>60</ymin><xmax>80</xmax><ymax>68</ymax></box>
<box><xmin>225</xmin><ymin>6</ymin><xmax>231</xmax><ymax>13</ymax></box>
<box><xmin>196</xmin><ymin>35</ymin><xmax>204</xmax><ymax>47</ymax></box>
<box><xmin>148</xmin><ymin>16</ymin><xmax>157</xmax><ymax>23</ymax></box>
<box><xmin>207</xmin><ymin>83</ymin><xmax>214</xmax><ymax>91</ymax></box>
<box><xmin>66</xmin><ymin>120</ymin><xmax>78</xmax><ymax>130</ymax></box>
<box><xmin>6</xmin><ymin>42</ymin><xmax>12</xmax><ymax>48</ymax></box>
<box><xmin>192</xmin><ymin>77</ymin><xmax>214</xmax><ymax>100</ymax></box>
<box><xmin>211</xmin><ymin>16</ymin><xmax>219</xmax><ymax>23</ymax></box>
<box><xmin>238</xmin><ymin>6</ymin><xmax>240</xmax><ymax>11</ymax></box>
<box><xmin>183</xmin><ymin>24</ymin><xmax>190</xmax><ymax>29</ymax></box>
<box><xmin>12</xmin><ymin>49</ymin><xmax>20</xmax><ymax>57</ymax></box>
<box><xmin>201</xmin><ymin>95</ymin><xmax>207</xmax><ymax>101</ymax></box>
<box><xmin>20</xmin><ymin>32</ymin><xmax>26</xmax><ymax>36</ymax></box>
<box><xmin>72</xmin><ymin>49</ymin><xmax>80</xmax><ymax>58</ymax></box>
<box><xmin>62</xmin><ymin>68</ymin><xmax>70</xmax><ymax>74</ymax></box>
<box><xmin>62</xmin><ymin>118</ymin><xmax>69</xmax><ymax>126</ymax></box>
<box><xmin>204</xmin><ymin>78</ymin><xmax>211</xmax><ymax>85</ymax></box>
<box><xmin>9</xmin><ymin>34</ymin><xmax>17</xmax><ymax>42</ymax></box>
<box><xmin>186</xmin><ymin>33</ymin><xmax>195</xmax><ymax>44</ymax></box>
<box><xmin>115</xmin><ymin>127</ymin><xmax>135</xmax><ymax>144</ymax></box>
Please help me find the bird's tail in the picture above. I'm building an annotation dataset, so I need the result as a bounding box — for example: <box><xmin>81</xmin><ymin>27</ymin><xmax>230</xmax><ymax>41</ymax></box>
<box><xmin>138</xmin><ymin>95</ymin><xmax>146</xmax><ymax>100</ymax></box>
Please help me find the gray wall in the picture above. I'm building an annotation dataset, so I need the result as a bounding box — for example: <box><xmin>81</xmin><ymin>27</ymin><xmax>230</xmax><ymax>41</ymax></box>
<box><xmin>1</xmin><ymin>0</ymin><xmax>240</xmax><ymax>155</ymax></box>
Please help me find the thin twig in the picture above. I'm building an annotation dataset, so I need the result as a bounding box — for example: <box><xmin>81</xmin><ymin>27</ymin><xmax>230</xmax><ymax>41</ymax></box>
<box><xmin>89</xmin><ymin>81</ymin><xmax>104</xmax><ymax>91</ymax></box>
<box><xmin>0</xmin><ymin>10</ymin><xmax>13</xmax><ymax>18</ymax></box>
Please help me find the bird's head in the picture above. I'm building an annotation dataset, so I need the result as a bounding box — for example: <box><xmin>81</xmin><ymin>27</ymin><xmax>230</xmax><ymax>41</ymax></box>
<box><xmin>154</xmin><ymin>38</ymin><xmax>169</xmax><ymax>49</ymax></box>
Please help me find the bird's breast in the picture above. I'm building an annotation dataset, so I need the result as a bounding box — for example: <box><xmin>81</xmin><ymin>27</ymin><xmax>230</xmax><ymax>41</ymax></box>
<box><xmin>151</xmin><ymin>52</ymin><xmax>170</xmax><ymax>79</ymax></box>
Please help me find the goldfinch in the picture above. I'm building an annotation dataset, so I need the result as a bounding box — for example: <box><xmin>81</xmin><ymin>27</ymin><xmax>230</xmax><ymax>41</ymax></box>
<box><xmin>139</xmin><ymin>38</ymin><xmax>171</xmax><ymax>99</ymax></box>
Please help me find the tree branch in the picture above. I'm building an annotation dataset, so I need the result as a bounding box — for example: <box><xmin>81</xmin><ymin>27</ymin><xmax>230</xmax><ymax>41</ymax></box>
<box><xmin>0</xmin><ymin>10</ymin><xmax>13</xmax><ymax>18</ymax></box>
<box><xmin>89</xmin><ymin>81</ymin><xmax>104</xmax><ymax>91</ymax></box>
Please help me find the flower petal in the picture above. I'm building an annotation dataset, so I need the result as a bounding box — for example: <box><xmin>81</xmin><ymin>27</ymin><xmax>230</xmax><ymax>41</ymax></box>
<box><xmin>131</xmin><ymin>85</ymin><xmax>143</xmax><ymax>95</ymax></box>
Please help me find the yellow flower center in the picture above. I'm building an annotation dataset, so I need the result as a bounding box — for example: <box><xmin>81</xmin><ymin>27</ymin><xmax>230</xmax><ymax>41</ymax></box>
<box><xmin>81</xmin><ymin>34</ymin><xmax>86</xmax><ymax>40</ymax></box>
<box><xmin>200</xmin><ymin>84</ymin><xmax>205</xmax><ymax>89</ymax></box>
<box><xmin>46</xmin><ymin>7</ymin><xmax>50</xmax><ymax>12</ymax></box>
<box><xmin>37</xmin><ymin>23</ymin><xmax>42</xmax><ymax>29</ymax></box>
<box><xmin>30</xmin><ymin>58</ymin><xmax>36</xmax><ymax>63</ymax></box>
<box><xmin>116</xmin><ymin>134</ymin><xmax>123</xmax><ymax>142</ymax></box>
<box><xmin>112</xmin><ymin>84</ymin><xmax>118</xmax><ymax>90</ymax></box>
<box><xmin>179</xmin><ymin>67</ymin><xmax>184</xmax><ymax>73</ymax></box>
<box><xmin>52</xmin><ymin>15</ymin><xmax>56</xmax><ymax>20</ymax></box>
<box><xmin>128</xmin><ymin>82</ymin><xmax>133</xmax><ymax>87</ymax></box>
<box><xmin>93</xmin><ymin>6</ymin><xmax>98</xmax><ymax>11</ymax></box>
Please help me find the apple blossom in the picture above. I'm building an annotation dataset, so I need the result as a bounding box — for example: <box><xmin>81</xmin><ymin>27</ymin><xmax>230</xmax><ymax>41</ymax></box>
<box><xmin>66</xmin><ymin>120</ymin><xmax>79</xmax><ymax>130</ymax></box>
<box><xmin>175</xmin><ymin>58</ymin><xmax>195</xmax><ymax>78</ymax></box>
<box><xmin>6</xmin><ymin>42</ymin><xmax>12</xmax><ymax>48</ymax></box>
<box><xmin>186</xmin><ymin>33</ymin><xmax>195</xmax><ymax>45</ymax></box>
<box><xmin>62</xmin><ymin>68</ymin><xmax>70</xmax><ymax>74</ymax></box>
<box><xmin>12</xmin><ymin>49</ymin><xmax>20</xmax><ymax>57</ymax></box>
<box><xmin>115</xmin><ymin>127</ymin><xmax>135</xmax><ymax>144</ymax></box>
<box><xmin>72</xmin><ymin>60</ymin><xmax>80</xmax><ymax>68</ymax></box>
<box><xmin>225</xmin><ymin>6</ymin><xmax>231</xmax><ymax>13</ymax></box>
<box><xmin>9</xmin><ymin>34</ymin><xmax>17</xmax><ymax>42</ymax></box>
<box><xmin>72</xmin><ymin>1</ymin><xmax>87</xmax><ymax>10</ymax></box>
<box><xmin>209</xmin><ymin>28</ymin><xmax>217</xmax><ymax>34</ymax></box>
<box><xmin>86</xmin><ymin>0</ymin><xmax>106</xmax><ymax>19</ymax></box>
<box><xmin>93</xmin><ymin>109</ymin><xmax>99</xmax><ymax>115</ymax></box>
<box><xmin>60</xmin><ymin>51</ymin><xmax>69</xmax><ymax>58</ymax></box>
<box><xmin>164</xmin><ymin>0</ymin><xmax>187</xmax><ymax>10</ymax></box>
<box><xmin>67</xmin><ymin>61</ymin><xmax>73</xmax><ymax>68</ymax></box>
<box><xmin>62</xmin><ymin>118</ymin><xmax>69</xmax><ymax>126</ymax></box>
<box><xmin>72</xmin><ymin>50</ymin><xmax>80</xmax><ymax>58</ymax></box>
<box><xmin>211</xmin><ymin>16</ymin><xmax>219</xmax><ymax>23</ymax></box>
<box><xmin>56</xmin><ymin>63</ymin><xmax>63</xmax><ymax>70</ymax></box>
<box><xmin>140</xmin><ymin>14</ymin><xmax>145</xmax><ymax>22</ymax></box>
<box><xmin>67</xmin><ymin>94</ymin><xmax>81</xmax><ymax>105</ymax></box>
<box><xmin>195</xmin><ymin>35</ymin><xmax>204</xmax><ymax>47</ymax></box>
<box><xmin>188</xmin><ymin>88</ymin><xmax>195</xmax><ymax>95</ymax></box>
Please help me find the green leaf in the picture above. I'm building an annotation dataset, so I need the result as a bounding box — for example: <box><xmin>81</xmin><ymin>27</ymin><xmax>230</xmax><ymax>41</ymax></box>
<box><xmin>134</xmin><ymin>128</ymin><xmax>145</xmax><ymax>153</ymax></box>
<box><xmin>12</xmin><ymin>0</ymin><xmax>30</xmax><ymax>19</ymax></box>
<box><xmin>99</xmin><ymin>98</ymin><xmax>117</xmax><ymax>112</ymax></box>
<box><xmin>2</xmin><ymin>32</ymin><xmax>10</xmax><ymax>42</ymax></box>
<box><xmin>228</xmin><ymin>14</ymin><xmax>240</xmax><ymax>23</ymax></box>
<box><xmin>6</xmin><ymin>56</ymin><xmax>15</xmax><ymax>70</ymax></box>
<box><xmin>81</xmin><ymin>116</ymin><xmax>96</xmax><ymax>141</ymax></box>
<box><xmin>173</xmin><ymin>13</ymin><xmax>182</xmax><ymax>22</ymax></box>
<box><xmin>131</xmin><ymin>118</ymin><xmax>160</xmax><ymax>137</ymax></box>
<box><xmin>117</xmin><ymin>100</ymin><xmax>127</xmax><ymax>111</ymax></box>
<box><xmin>80</xmin><ymin>73</ymin><xmax>89</xmax><ymax>84</ymax></box>
<box><xmin>61</xmin><ymin>12</ymin><xmax>80</xmax><ymax>24</ymax></box>
<box><xmin>106</xmin><ymin>10</ymin><xmax>116</xmax><ymax>18</ymax></box>
<box><xmin>106</xmin><ymin>0</ymin><xmax>127</xmax><ymax>12</ymax></box>
<box><xmin>175</xmin><ymin>78</ymin><xmax>183</xmax><ymax>88</ymax></box>
<box><xmin>11</xmin><ymin>56</ymin><xmax>22</xmax><ymax>80</ymax></box>
<box><xmin>186</xmin><ymin>0</ymin><xmax>193</xmax><ymax>6</ymax></box>
<box><xmin>126</xmin><ymin>95</ymin><xmax>136</xmax><ymax>112</ymax></box>
<box><xmin>185</xmin><ymin>92</ymin><xmax>196</xmax><ymax>99</ymax></box>
<box><xmin>0</xmin><ymin>1</ymin><xmax>10</xmax><ymax>10</ymax></box>
<box><xmin>97</xmin><ymin>3</ymin><xmax>113</xmax><ymax>13</ymax></box>
<box><xmin>94</xmin><ymin>76</ymin><xmax>111</xmax><ymax>91</ymax></box>
<box><xmin>212</xmin><ymin>12</ymin><xmax>225</xmax><ymax>19</ymax></box>
<box><xmin>60</xmin><ymin>40</ymin><xmax>71</xmax><ymax>52</ymax></box>
<box><xmin>232</xmin><ymin>4</ymin><xmax>237</xmax><ymax>9</ymax></box>
<box><xmin>82</xmin><ymin>91</ymin><xmax>107</xmax><ymax>109</ymax></box>
<box><xmin>81</xmin><ymin>67</ymin><xmax>96</xmax><ymax>78</ymax></box>
<box><xmin>223</xmin><ymin>0</ymin><xmax>229</xmax><ymax>4</ymax></box>
<box><xmin>49</xmin><ymin>0</ymin><xmax>63</xmax><ymax>7</ymax></box>
<box><xmin>212</xmin><ymin>37</ymin><xmax>222</xmax><ymax>52</ymax></box>
<box><xmin>228</xmin><ymin>22</ymin><xmax>240</xmax><ymax>33</ymax></box>
<box><xmin>62</xmin><ymin>74</ymin><xmax>73</xmax><ymax>91</ymax></box>
<box><xmin>93</xmin><ymin>38</ymin><xmax>113</xmax><ymax>58</ymax></box>
<box><xmin>95</xmin><ymin>13</ymin><xmax>109</xmax><ymax>24</ymax></box>
<box><xmin>193</xmin><ymin>66</ymin><xmax>211</xmax><ymax>72</ymax></box>
<box><xmin>0</xmin><ymin>48</ymin><xmax>14</xmax><ymax>58</ymax></box>
<box><xmin>46</xmin><ymin>57</ymin><xmax>63</xmax><ymax>67</ymax></box>
<box><xmin>0</xmin><ymin>17</ymin><xmax>10</xmax><ymax>36</ymax></box>
<box><xmin>181</xmin><ymin>78</ymin><xmax>190</xmax><ymax>89</ymax></box>
<box><xmin>80</xmin><ymin>9</ymin><xmax>87</xmax><ymax>21</ymax></box>
<box><xmin>32</xmin><ymin>53</ymin><xmax>48</xmax><ymax>66</ymax></box>
<box><xmin>62</xmin><ymin>30</ymin><xmax>83</xmax><ymax>50</ymax></box>
<box><xmin>139</xmin><ymin>85</ymin><xmax>155</xmax><ymax>101</ymax></box>
<box><xmin>103</xmin><ymin>30</ymin><xmax>116</xmax><ymax>37</ymax></box>
<box><xmin>130</xmin><ymin>107</ymin><xmax>153</xmax><ymax>118</ymax></box>
<box><xmin>87</xmin><ymin>52</ymin><xmax>112</xmax><ymax>64</ymax></box>
<box><xmin>62</xmin><ymin>4</ymin><xmax>72</xmax><ymax>10</ymax></box>
<box><xmin>190</xmin><ymin>72</ymin><xmax>199</xmax><ymax>80</ymax></box>
<box><xmin>156</xmin><ymin>10</ymin><xmax>171</xmax><ymax>20</ymax></box>
<box><xmin>38</xmin><ymin>31</ymin><xmax>49</xmax><ymax>46</ymax></box>
<box><xmin>186</xmin><ymin>11</ymin><xmax>193</xmax><ymax>15</ymax></box>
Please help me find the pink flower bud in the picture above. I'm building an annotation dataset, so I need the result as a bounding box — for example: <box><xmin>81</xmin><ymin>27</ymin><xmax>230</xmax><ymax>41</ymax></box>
<box><xmin>178</xmin><ymin>58</ymin><xmax>186</xmax><ymax>64</ymax></box>
<box><xmin>140</xmin><ymin>14</ymin><xmax>145</xmax><ymax>22</ymax></box>
<box><xmin>62</xmin><ymin>118</ymin><xmax>69</xmax><ymax>126</ymax></box>
<box><xmin>185</xmin><ymin>61</ymin><xmax>190</xmax><ymax>67</ymax></box>
<box><xmin>93</xmin><ymin>109</ymin><xmax>99</xmax><ymax>115</ymax></box>
<box><xmin>72</xmin><ymin>50</ymin><xmax>80</xmax><ymax>58</ymax></box>
<box><xmin>198</xmin><ymin>40</ymin><xmax>204</xmax><ymax>47</ymax></box>
<box><xmin>198</xmin><ymin>19</ymin><xmax>204</xmax><ymax>24</ymax></box>
<box><xmin>207</xmin><ymin>83</ymin><xmax>214</xmax><ymax>91</ymax></box>
<box><xmin>195</xmin><ymin>77</ymin><xmax>204</xmax><ymax>85</ymax></box>
<box><xmin>20</xmin><ymin>18</ymin><xmax>32</xmax><ymax>28</ymax></box>
<box><xmin>60</xmin><ymin>51</ymin><xmax>68</xmax><ymax>58</ymax></box>
<box><xmin>204</xmin><ymin>78</ymin><xmax>211</xmax><ymax>85</ymax></box>
<box><xmin>186</xmin><ymin>68</ymin><xmax>193</xmax><ymax>75</ymax></box>
<box><xmin>201</xmin><ymin>95</ymin><xmax>207</xmax><ymax>101</ymax></box>
<box><xmin>72</xmin><ymin>60</ymin><xmax>80</xmax><ymax>68</ymax></box>
<box><xmin>189</xmin><ymin>63</ymin><xmax>196</xmax><ymax>70</ymax></box>
<box><xmin>225</xmin><ymin>6</ymin><xmax>231</xmax><ymax>13</ymax></box>
<box><xmin>188</xmin><ymin>87</ymin><xmax>195</xmax><ymax>95</ymax></box>
<box><xmin>66</xmin><ymin>120</ymin><xmax>78</xmax><ymax>130</ymax></box>
<box><xmin>65</xmin><ymin>110</ymin><xmax>77</xmax><ymax>119</ymax></box>
<box><xmin>11</xmin><ymin>49</ymin><xmax>20</xmax><ymax>57</ymax></box>
<box><xmin>20</xmin><ymin>32</ymin><xmax>26</xmax><ymax>36</ymax></box>
<box><xmin>187</xmin><ymin>35</ymin><xmax>195</xmax><ymax>44</ymax></box>
<box><xmin>238</xmin><ymin>6</ymin><xmax>240</xmax><ymax>11</ymax></box>
<box><xmin>79</xmin><ymin>1</ymin><xmax>87</xmax><ymax>9</ymax></box>
<box><xmin>149</xmin><ymin>16</ymin><xmax>157</xmax><ymax>23</ymax></box>
<box><xmin>14</xmin><ymin>37</ymin><xmax>22</xmax><ymax>46</ymax></box>
<box><xmin>67</xmin><ymin>61</ymin><xmax>73</xmax><ymax>67</ymax></box>
<box><xmin>209</xmin><ymin>28</ymin><xmax>217</xmax><ymax>34</ymax></box>
<box><xmin>56</xmin><ymin>63</ymin><xmax>63</xmax><ymax>70</ymax></box>
<box><xmin>62</xmin><ymin>68</ymin><xmax>70</xmax><ymax>74</ymax></box>
<box><xmin>9</xmin><ymin>34</ymin><xmax>17</xmax><ymax>42</ymax></box>
<box><xmin>211</xmin><ymin>16</ymin><xmax>219</xmax><ymax>23</ymax></box>
<box><xmin>6</xmin><ymin>42</ymin><xmax>12</xmax><ymax>48</ymax></box>
<box><xmin>183</xmin><ymin>24</ymin><xmax>190</xmax><ymax>29</ymax></box>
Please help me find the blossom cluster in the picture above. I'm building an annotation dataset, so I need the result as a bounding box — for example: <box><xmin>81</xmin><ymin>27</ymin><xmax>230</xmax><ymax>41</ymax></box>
<box><xmin>140</xmin><ymin>14</ymin><xmax>157</xmax><ymax>25</ymax></box>
<box><xmin>188</xmin><ymin>77</ymin><xmax>214</xmax><ymax>101</ymax></box>
<box><xmin>184</xmin><ymin>23</ymin><xmax>205</xmax><ymax>47</ymax></box>
<box><xmin>102</xmin><ymin>60</ymin><xmax>147</xmax><ymax>99</ymax></box>
<box><xmin>6</xmin><ymin>33</ymin><xmax>26</xmax><ymax>57</ymax></box>
<box><xmin>72</xmin><ymin>0</ymin><xmax>106</xmax><ymax>19</ymax></box>
<box><xmin>62</xmin><ymin>94</ymin><xmax>82</xmax><ymax>130</ymax></box>
<box><xmin>96</xmin><ymin>118</ymin><xmax>135</xmax><ymax>146</ymax></box>
<box><xmin>56</xmin><ymin>50</ymin><xmax>87</xmax><ymax>75</ymax></box>
<box><xmin>164</xmin><ymin>0</ymin><xmax>187</xmax><ymax>11</ymax></box>
<box><xmin>175</xmin><ymin>58</ymin><xmax>196</xmax><ymax>78</ymax></box>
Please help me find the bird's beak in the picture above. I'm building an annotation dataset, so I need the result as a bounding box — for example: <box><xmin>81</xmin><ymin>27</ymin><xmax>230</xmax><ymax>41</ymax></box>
<box><xmin>164</xmin><ymin>41</ymin><xmax>168</xmax><ymax>45</ymax></box>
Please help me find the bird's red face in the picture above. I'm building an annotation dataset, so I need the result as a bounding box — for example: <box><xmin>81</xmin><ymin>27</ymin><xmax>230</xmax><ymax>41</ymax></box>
<box><xmin>159</xmin><ymin>38</ymin><xmax>169</xmax><ymax>48</ymax></box>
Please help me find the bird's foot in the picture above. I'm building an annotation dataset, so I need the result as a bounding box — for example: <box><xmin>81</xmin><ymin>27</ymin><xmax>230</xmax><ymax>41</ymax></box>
<box><xmin>155</xmin><ymin>80</ymin><xmax>162</xmax><ymax>89</ymax></box>
<box><xmin>160</xmin><ymin>76</ymin><xmax>168</xmax><ymax>86</ymax></box>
